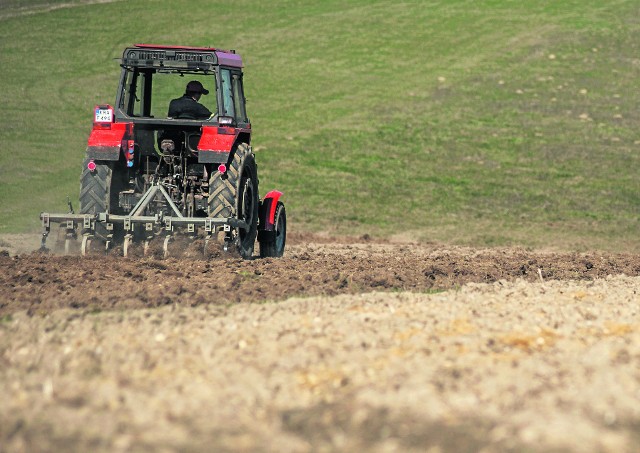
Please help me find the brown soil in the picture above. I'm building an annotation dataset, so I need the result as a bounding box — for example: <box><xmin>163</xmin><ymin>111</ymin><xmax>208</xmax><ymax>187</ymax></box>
<box><xmin>1</xmin><ymin>233</ymin><xmax>640</xmax><ymax>452</ymax></box>
<box><xmin>1</xmin><ymin>233</ymin><xmax>639</xmax><ymax>317</ymax></box>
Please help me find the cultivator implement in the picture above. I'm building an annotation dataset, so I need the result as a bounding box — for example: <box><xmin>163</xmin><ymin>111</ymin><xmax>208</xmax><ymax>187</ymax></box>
<box><xmin>40</xmin><ymin>213</ymin><xmax>241</xmax><ymax>258</ymax></box>
<box><xmin>41</xmin><ymin>183</ymin><xmax>240</xmax><ymax>257</ymax></box>
<box><xmin>40</xmin><ymin>180</ymin><xmax>284</xmax><ymax>259</ymax></box>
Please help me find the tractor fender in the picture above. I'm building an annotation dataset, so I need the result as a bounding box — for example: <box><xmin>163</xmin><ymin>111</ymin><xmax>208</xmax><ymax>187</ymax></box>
<box><xmin>259</xmin><ymin>190</ymin><xmax>283</xmax><ymax>231</ymax></box>
<box><xmin>197</xmin><ymin>126</ymin><xmax>233</xmax><ymax>164</ymax></box>
<box><xmin>86</xmin><ymin>122</ymin><xmax>128</xmax><ymax>161</ymax></box>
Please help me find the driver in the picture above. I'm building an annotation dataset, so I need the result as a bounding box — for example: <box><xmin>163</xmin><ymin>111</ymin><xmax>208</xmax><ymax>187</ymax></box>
<box><xmin>168</xmin><ymin>80</ymin><xmax>212</xmax><ymax>119</ymax></box>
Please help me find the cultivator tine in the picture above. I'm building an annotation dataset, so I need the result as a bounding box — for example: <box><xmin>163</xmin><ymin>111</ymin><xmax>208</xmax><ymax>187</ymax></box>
<box><xmin>204</xmin><ymin>234</ymin><xmax>211</xmax><ymax>257</ymax></box>
<box><xmin>143</xmin><ymin>223</ymin><xmax>154</xmax><ymax>256</ymax></box>
<box><xmin>40</xmin><ymin>214</ymin><xmax>51</xmax><ymax>251</ymax></box>
<box><xmin>61</xmin><ymin>220</ymin><xmax>77</xmax><ymax>255</ymax></box>
<box><xmin>81</xmin><ymin>234</ymin><xmax>92</xmax><ymax>256</ymax></box>
<box><xmin>163</xmin><ymin>235</ymin><xmax>172</xmax><ymax>259</ymax></box>
<box><xmin>40</xmin><ymin>231</ymin><xmax>49</xmax><ymax>251</ymax></box>
<box><xmin>104</xmin><ymin>222</ymin><xmax>114</xmax><ymax>254</ymax></box>
<box><xmin>123</xmin><ymin>234</ymin><xmax>133</xmax><ymax>258</ymax></box>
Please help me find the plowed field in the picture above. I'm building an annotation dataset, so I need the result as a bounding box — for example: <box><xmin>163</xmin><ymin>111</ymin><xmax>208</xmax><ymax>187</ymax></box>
<box><xmin>1</xmin><ymin>234</ymin><xmax>640</xmax><ymax>452</ymax></box>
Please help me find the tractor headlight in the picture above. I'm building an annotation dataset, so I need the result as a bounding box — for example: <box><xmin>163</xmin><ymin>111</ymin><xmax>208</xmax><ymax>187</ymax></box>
<box><xmin>218</xmin><ymin>116</ymin><xmax>235</xmax><ymax>126</ymax></box>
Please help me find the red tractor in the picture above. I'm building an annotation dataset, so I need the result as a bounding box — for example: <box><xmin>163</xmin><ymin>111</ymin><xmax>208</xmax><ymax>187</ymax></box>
<box><xmin>40</xmin><ymin>44</ymin><xmax>286</xmax><ymax>259</ymax></box>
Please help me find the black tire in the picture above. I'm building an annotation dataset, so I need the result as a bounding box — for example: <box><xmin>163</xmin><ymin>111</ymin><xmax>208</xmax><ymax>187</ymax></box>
<box><xmin>208</xmin><ymin>143</ymin><xmax>250</xmax><ymax>218</ymax></box>
<box><xmin>208</xmin><ymin>143</ymin><xmax>259</xmax><ymax>259</ymax></box>
<box><xmin>259</xmin><ymin>202</ymin><xmax>286</xmax><ymax>258</ymax></box>
<box><xmin>236</xmin><ymin>154</ymin><xmax>259</xmax><ymax>258</ymax></box>
<box><xmin>79</xmin><ymin>157</ymin><xmax>125</xmax><ymax>239</ymax></box>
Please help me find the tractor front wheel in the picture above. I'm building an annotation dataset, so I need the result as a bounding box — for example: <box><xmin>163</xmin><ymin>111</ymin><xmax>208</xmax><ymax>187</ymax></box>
<box><xmin>259</xmin><ymin>202</ymin><xmax>286</xmax><ymax>258</ymax></box>
<box><xmin>236</xmin><ymin>154</ymin><xmax>259</xmax><ymax>258</ymax></box>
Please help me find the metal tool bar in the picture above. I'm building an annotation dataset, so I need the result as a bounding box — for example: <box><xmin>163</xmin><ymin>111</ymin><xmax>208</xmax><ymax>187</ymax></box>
<box><xmin>41</xmin><ymin>212</ymin><xmax>246</xmax><ymax>230</ymax></box>
<box><xmin>40</xmin><ymin>213</ymin><xmax>94</xmax><ymax>223</ymax></box>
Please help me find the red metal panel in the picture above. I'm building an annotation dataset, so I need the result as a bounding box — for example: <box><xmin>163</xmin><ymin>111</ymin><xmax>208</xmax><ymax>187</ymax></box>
<box><xmin>197</xmin><ymin>126</ymin><xmax>236</xmax><ymax>152</ymax></box>
<box><xmin>264</xmin><ymin>190</ymin><xmax>283</xmax><ymax>227</ymax></box>
<box><xmin>87</xmin><ymin>122</ymin><xmax>127</xmax><ymax>147</ymax></box>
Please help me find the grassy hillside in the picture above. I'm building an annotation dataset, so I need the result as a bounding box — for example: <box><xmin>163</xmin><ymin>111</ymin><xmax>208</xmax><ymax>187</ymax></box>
<box><xmin>1</xmin><ymin>0</ymin><xmax>639</xmax><ymax>251</ymax></box>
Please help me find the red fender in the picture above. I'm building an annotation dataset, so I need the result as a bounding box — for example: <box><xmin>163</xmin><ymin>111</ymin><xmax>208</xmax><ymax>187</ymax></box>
<box><xmin>87</xmin><ymin>122</ymin><xmax>127</xmax><ymax>147</ymax></box>
<box><xmin>198</xmin><ymin>126</ymin><xmax>236</xmax><ymax>152</ymax></box>
<box><xmin>260</xmin><ymin>190</ymin><xmax>283</xmax><ymax>231</ymax></box>
<box><xmin>197</xmin><ymin>126</ymin><xmax>235</xmax><ymax>163</ymax></box>
<box><xmin>86</xmin><ymin>106</ymin><xmax>129</xmax><ymax>161</ymax></box>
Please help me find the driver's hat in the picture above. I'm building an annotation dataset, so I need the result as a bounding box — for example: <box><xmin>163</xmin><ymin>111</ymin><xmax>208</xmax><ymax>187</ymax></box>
<box><xmin>186</xmin><ymin>80</ymin><xmax>209</xmax><ymax>95</ymax></box>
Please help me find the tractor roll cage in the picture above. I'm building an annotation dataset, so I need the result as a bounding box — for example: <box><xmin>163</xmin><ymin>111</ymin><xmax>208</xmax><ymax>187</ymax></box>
<box><xmin>114</xmin><ymin>59</ymin><xmax>248</xmax><ymax>126</ymax></box>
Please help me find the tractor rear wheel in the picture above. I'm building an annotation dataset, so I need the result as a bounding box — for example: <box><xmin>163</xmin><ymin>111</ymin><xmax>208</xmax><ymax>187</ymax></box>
<box><xmin>208</xmin><ymin>143</ymin><xmax>259</xmax><ymax>259</ymax></box>
<box><xmin>79</xmin><ymin>157</ymin><xmax>125</xmax><ymax>240</ymax></box>
<box><xmin>259</xmin><ymin>202</ymin><xmax>286</xmax><ymax>258</ymax></box>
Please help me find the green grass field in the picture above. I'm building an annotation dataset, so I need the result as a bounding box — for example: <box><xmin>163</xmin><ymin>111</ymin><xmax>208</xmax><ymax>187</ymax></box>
<box><xmin>1</xmin><ymin>0</ymin><xmax>638</xmax><ymax>251</ymax></box>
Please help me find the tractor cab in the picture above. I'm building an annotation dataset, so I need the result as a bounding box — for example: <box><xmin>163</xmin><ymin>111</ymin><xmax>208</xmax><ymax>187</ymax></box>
<box><xmin>111</xmin><ymin>44</ymin><xmax>251</xmax><ymax>165</ymax></box>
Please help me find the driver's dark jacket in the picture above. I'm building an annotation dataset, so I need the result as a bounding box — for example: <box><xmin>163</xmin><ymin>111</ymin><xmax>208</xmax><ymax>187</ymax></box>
<box><xmin>168</xmin><ymin>95</ymin><xmax>212</xmax><ymax>119</ymax></box>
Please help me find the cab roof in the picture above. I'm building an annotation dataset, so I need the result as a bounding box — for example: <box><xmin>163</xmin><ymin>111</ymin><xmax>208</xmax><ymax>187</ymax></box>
<box><xmin>125</xmin><ymin>43</ymin><xmax>243</xmax><ymax>68</ymax></box>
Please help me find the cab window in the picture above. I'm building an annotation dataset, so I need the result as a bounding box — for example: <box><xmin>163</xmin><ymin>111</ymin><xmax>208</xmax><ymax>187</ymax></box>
<box><xmin>220</xmin><ymin>69</ymin><xmax>235</xmax><ymax>118</ymax></box>
<box><xmin>119</xmin><ymin>68</ymin><xmax>217</xmax><ymax>118</ymax></box>
<box><xmin>232</xmin><ymin>73</ymin><xmax>248</xmax><ymax>124</ymax></box>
